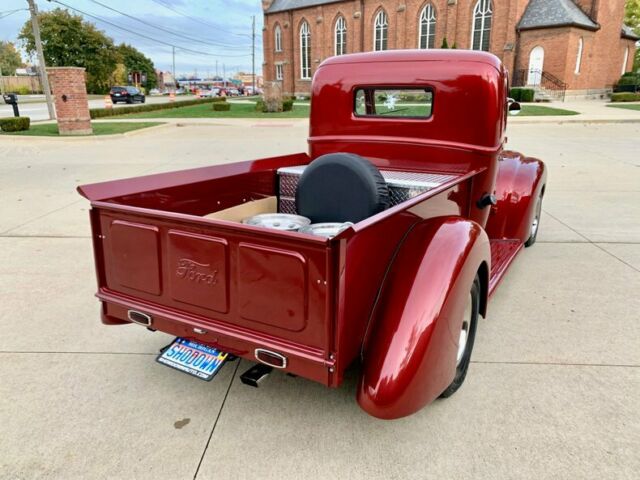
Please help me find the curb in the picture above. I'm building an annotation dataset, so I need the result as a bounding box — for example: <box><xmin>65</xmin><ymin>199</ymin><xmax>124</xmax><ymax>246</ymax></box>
<box><xmin>0</xmin><ymin>122</ymin><xmax>169</xmax><ymax>141</ymax></box>
<box><xmin>511</xmin><ymin>118</ymin><xmax>640</xmax><ymax>125</ymax></box>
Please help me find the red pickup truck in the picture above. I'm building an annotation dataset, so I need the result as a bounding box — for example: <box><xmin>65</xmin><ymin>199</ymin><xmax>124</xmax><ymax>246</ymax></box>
<box><xmin>78</xmin><ymin>50</ymin><xmax>546</xmax><ymax>419</ymax></box>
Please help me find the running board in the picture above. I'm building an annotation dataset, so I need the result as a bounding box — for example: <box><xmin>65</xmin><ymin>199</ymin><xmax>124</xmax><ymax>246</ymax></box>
<box><xmin>488</xmin><ymin>239</ymin><xmax>523</xmax><ymax>296</ymax></box>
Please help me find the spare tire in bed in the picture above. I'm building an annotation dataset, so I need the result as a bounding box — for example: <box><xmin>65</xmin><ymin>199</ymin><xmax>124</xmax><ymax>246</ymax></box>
<box><xmin>295</xmin><ymin>153</ymin><xmax>389</xmax><ymax>223</ymax></box>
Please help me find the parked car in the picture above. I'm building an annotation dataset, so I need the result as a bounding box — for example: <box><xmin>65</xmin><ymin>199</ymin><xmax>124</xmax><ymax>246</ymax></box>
<box><xmin>78</xmin><ymin>50</ymin><xmax>545</xmax><ymax>419</ymax></box>
<box><xmin>148</xmin><ymin>88</ymin><xmax>161</xmax><ymax>95</ymax></box>
<box><xmin>110</xmin><ymin>86</ymin><xmax>145</xmax><ymax>104</ymax></box>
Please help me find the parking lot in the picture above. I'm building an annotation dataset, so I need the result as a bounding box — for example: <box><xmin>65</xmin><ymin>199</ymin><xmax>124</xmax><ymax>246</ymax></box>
<box><xmin>0</xmin><ymin>121</ymin><xmax>638</xmax><ymax>479</ymax></box>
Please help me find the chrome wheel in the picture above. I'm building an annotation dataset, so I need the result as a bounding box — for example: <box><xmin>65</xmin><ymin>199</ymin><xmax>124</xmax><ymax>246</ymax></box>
<box><xmin>530</xmin><ymin>195</ymin><xmax>542</xmax><ymax>239</ymax></box>
<box><xmin>456</xmin><ymin>293</ymin><xmax>473</xmax><ymax>367</ymax></box>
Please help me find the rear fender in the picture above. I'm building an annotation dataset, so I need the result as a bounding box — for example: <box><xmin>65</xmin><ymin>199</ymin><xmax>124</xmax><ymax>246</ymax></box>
<box><xmin>357</xmin><ymin>217</ymin><xmax>490</xmax><ymax>419</ymax></box>
<box><xmin>485</xmin><ymin>151</ymin><xmax>547</xmax><ymax>242</ymax></box>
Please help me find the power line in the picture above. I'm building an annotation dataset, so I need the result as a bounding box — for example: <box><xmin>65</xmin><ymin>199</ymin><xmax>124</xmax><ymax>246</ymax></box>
<box><xmin>148</xmin><ymin>0</ymin><xmax>259</xmax><ymax>41</ymax></box>
<box><xmin>48</xmin><ymin>0</ymin><xmax>251</xmax><ymax>59</ymax></box>
<box><xmin>84</xmin><ymin>0</ymin><xmax>251</xmax><ymax>49</ymax></box>
<box><xmin>0</xmin><ymin>8</ymin><xmax>28</xmax><ymax>20</ymax></box>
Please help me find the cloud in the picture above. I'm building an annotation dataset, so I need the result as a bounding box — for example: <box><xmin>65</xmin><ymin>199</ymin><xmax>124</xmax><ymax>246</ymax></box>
<box><xmin>0</xmin><ymin>0</ymin><xmax>264</xmax><ymax>75</ymax></box>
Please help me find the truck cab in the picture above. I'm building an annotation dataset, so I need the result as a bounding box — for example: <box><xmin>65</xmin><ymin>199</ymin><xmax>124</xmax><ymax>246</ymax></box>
<box><xmin>78</xmin><ymin>50</ymin><xmax>545</xmax><ymax>419</ymax></box>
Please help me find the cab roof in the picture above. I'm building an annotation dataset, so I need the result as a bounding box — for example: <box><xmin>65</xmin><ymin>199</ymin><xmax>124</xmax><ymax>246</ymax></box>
<box><xmin>320</xmin><ymin>50</ymin><xmax>502</xmax><ymax>71</ymax></box>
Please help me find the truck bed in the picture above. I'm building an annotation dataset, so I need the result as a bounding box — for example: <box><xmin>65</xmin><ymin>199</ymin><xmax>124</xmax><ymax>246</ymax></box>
<box><xmin>79</xmin><ymin>153</ymin><xmax>472</xmax><ymax>387</ymax></box>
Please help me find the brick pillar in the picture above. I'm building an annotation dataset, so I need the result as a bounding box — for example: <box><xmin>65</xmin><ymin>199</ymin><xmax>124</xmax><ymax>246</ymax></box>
<box><xmin>46</xmin><ymin>67</ymin><xmax>92</xmax><ymax>136</ymax></box>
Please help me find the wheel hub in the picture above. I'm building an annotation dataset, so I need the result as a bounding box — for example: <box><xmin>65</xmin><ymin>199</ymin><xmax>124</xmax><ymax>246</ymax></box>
<box><xmin>456</xmin><ymin>293</ymin><xmax>473</xmax><ymax>367</ymax></box>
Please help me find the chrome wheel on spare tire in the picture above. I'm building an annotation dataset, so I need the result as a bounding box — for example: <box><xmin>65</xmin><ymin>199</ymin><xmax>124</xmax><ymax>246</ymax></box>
<box><xmin>440</xmin><ymin>275</ymin><xmax>480</xmax><ymax>398</ymax></box>
<box><xmin>525</xmin><ymin>191</ymin><xmax>543</xmax><ymax>247</ymax></box>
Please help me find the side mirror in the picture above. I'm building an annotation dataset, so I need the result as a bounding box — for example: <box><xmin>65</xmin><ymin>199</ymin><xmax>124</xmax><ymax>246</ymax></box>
<box><xmin>507</xmin><ymin>98</ymin><xmax>521</xmax><ymax>116</ymax></box>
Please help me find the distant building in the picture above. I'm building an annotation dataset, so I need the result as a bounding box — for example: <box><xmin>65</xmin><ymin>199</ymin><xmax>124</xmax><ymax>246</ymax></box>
<box><xmin>234</xmin><ymin>72</ymin><xmax>264</xmax><ymax>88</ymax></box>
<box><xmin>157</xmin><ymin>71</ymin><xmax>176</xmax><ymax>90</ymax></box>
<box><xmin>262</xmin><ymin>0</ymin><xmax>639</xmax><ymax>98</ymax></box>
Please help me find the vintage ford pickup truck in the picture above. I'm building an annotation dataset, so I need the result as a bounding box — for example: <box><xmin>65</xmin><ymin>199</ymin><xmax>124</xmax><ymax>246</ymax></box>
<box><xmin>78</xmin><ymin>50</ymin><xmax>546</xmax><ymax>419</ymax></box>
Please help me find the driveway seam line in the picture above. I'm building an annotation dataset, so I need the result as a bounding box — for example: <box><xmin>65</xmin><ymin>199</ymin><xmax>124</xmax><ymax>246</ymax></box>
<box><xmin>0</xmin><ymin>199</ymin><xmax>84</xmax><ymax>235</ymax></box>
<box><xmin>193</xmin><ymin>360</ymin><xmax>241</xmax><ymax>480</ymax></box>
<box><xmin>544</xmin><ymin>210</ymin><xmax>640</xmax><ymax>273</ymax></box>
<box><xmin>472</xmin><ymin>360</ymin><xmax>639</xmax><ymax>367</ymax></box>
<box><xmin>0</xmin><ymin>351</ymin><xmax>157</xmax><ymax>356</ymax></box>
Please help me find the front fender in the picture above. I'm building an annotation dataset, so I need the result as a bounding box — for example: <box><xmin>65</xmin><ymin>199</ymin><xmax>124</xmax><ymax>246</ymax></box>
<box><xmin>485</xmin><ymin>151</ymin><xmax>547</xmax><ymax>242</ymax></box>
<box><xmin>357</xmin><ymin>217</ymin><xmax>490</xmax><ymax>419</ymax></box>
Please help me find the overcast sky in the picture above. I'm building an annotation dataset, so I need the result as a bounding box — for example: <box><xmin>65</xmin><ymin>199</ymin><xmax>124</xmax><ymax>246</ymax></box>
<box><xmin>0</xmin><ymin>0</ymin><xmax>264</xmax><ymax>77</ymax></box>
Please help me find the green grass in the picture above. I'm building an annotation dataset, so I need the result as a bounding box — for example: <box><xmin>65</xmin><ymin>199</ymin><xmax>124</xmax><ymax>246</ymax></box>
<box><xmin>98</xmin><ymin>100</ymin><xmax>578</xmax><ymax>120</ymax></box>
<box><xmin>108</xmin><ymin>102</ymin><xmax>310</xmax><ymax>119</ymax></box>
<box><xmin>518</xmin><ymin>105</ymin><xmax>580</xmax><ymax>116</ymax></box>
<box><xmin>606</xmin><ymin>103</ymin><xmax>640</xmax><ymax>111</ymax></box>
<box><xmin>0</xmin><ymin>121</ymin><xmax>163</xmax><ymax>136</ymax></box>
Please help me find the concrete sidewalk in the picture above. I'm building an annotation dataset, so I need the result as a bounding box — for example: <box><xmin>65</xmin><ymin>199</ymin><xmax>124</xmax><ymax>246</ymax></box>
<box><xmin>0</xmin><ymin>122</ymin><xmax>638</xmax><ymax>479</ymax></box>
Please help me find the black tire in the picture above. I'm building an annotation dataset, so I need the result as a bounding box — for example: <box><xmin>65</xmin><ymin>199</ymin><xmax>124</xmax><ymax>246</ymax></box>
<box><xmin>440</xmin><ymin>275</ymin><xmax>480</xmax><ymax>398</ymax></box>
<box><xmin>524</xmin><ymin>190</ymin><xmax>543</xmax><ymax>247</ymax></box>
<box><xmin>296</xmin><ymin>153</ymin><xmax>390</xmax><ymax>223</ymax></box>
<box><xmin>141</xmin><ymin>96</ymin><xmax>146</xmax><ymax>104</ymax></box>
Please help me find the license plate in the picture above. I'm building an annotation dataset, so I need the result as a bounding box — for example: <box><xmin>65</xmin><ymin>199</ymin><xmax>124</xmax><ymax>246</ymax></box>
<box><xmin>156</xmin><ymin>338</ymin><xmax>228</xmax><ymax>381</ymax></box>
<box><xmin>114</xmin><ymin>93</ymin><xmax>120</xmax><ymax>96</ymax></box>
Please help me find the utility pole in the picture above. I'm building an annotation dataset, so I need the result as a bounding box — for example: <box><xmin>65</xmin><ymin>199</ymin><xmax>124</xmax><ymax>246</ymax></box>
<box><xmin>172</xmin><ymin>46</ymin><xmax>176</xmax><ymax>90</ymax></box>
<box><xmin>251</xmin><ymin>15</ymin><xmax>256</xmax><ymax>94</ymax></box>
<box><xmin>27</xmin><ymin>0</ymin><xmax>55</xmax><ymax>120</ymax></box>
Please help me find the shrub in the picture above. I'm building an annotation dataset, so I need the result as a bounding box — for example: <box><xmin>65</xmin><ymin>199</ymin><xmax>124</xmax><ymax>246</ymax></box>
<box><xmin>282</xmin><ymin>98</ymin><xmax>294</xmax><ymax>111</ymax></box>
<box><xmin>90</xmin><ymin>97</ymin><xmax>222</xmax><ymax>118</ymax></box>
<box><xmin>519</xmin><ymin>88</ymin><xmax>535</xmax><ymax>102</ymax></box>
<box><xmin>255</xmin><ymin>99</ymin><xmax>266</xmax><ymax>112</ymax></box>
<box><xmin>0</xmin><ymin>116</ymin><xmax>30</xmax><ymax>132</ymax></box>
<box><xmin>611</xmin><ymin>92</ymin><xmax>640</xmax><ymax>102</ymax></box>
<box><xmin>509</xmin><ymin>87</ymin><xmax>522</xmax><ymax>101</ymax></box>
<box><xmin>617</xmin><ymin>73</ymin><xmax>639</xmax><ymax>85</ymax></box>
<box><xmin>14</xmin><ymin>86</ymin><xmax>32</xmax><ymax>95</ymax></box>
<box><xmin>213</xmin><ymin>102</ymin><xmax>231</xmax><ymax>111</ymax></box>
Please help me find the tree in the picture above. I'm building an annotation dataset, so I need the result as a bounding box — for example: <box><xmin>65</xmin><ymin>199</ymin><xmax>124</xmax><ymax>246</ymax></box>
<box><xmin>626</xmin><ymin>0</ymin><xmax>640</xmax><ymax>34</ymax></box>
<box><xmin>441</xmin><ymin>37</ymin><xmax>449</xmax><ymax>49</ymax></box>
<box><xmin>19</xmin><ymin>8</ymin><xmax>119</xmax><ymax>93</ymax></box>
<box><xmin>117</xmin><ymin>44</ymin><xmax>157</xmax><ymax>90</ymax></box>
<box><xmin>627</xmin><ymin>0</ymin><xmax>640</xmax><ymax>70</ymax></box>
<box><xmin>0</xmin><ymin>41</ymin><xmax>23</xmax><ymax>75</ymax></box>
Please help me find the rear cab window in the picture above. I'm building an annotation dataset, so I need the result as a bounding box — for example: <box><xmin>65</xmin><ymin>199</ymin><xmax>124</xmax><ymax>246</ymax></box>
<box><xmin>354</xmin><ymin>88</ymin><xmax>433</xmax><ymax>118</ymax></box>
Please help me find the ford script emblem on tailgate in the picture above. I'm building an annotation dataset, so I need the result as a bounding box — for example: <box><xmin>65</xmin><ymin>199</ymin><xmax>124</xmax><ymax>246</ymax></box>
<box><xmin>176</xmin><ymin>258</ymin><xmax>218</xmax><ymax>285</ymax></box>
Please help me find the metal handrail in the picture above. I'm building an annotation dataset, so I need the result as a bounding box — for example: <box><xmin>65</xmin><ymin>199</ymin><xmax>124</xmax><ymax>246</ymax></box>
<box><xmin>512</xmin><ymin>69</ymin><xmax>567</xmax><ymax>101</ymax></box>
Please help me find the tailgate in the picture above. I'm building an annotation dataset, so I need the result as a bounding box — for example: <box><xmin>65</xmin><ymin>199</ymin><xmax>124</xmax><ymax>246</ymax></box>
<box><xmin>89</xmin><ymin>204</ymin><xmax>337</xmax><ymax>385</ymax></box>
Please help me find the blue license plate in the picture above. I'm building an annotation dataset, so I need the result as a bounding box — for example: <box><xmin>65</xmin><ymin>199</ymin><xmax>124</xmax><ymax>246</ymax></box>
<box><xmin>156</xmin><ymin>338</ymin><xmax>228</xmax><ymax>381</ymax></box>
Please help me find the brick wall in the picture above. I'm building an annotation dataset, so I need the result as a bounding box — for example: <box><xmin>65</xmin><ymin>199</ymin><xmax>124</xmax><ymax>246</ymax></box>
<box><xmin>263</xmin><ymin>0</ymin><xmax>637</xmax><ymax>95</ymax></box>
<box><xmin>46</xmin><ymin>67</ymin><xmax>92</xmax><ymax>135</ymax></box>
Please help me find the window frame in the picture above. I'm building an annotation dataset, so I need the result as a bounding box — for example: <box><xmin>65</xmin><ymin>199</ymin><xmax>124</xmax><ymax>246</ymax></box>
<box><xmin>373</xmin><ymin>10</ymin><xmax>388</xmax><ymax>51</ymax></box>
<box><xmin>419</xmin><ymin>3</ymin><xmax>437</xmax><ymax>49</ymax></box>
<box><xmin>621</xmin><ymin>46</ymin><xmax>629</xmax><ymax>76</ymax></box>
<box><xmin>575</xmin><ymin>37</ymin><xmax>583</xmax><ymax>74</ymax></box>
<box><xmin>274</xmin><ymin>25</ymin><xmax>282</xmax><ymax>52</ymax></box>
<box><xmin>471</xmin><ymin>0</ymin><xmax>492</xmax><ymax>52</ymax></box>
<box><xmin>353</xmin><ymin>86</ymin><xmax>435</xmax><ymax>120</ymax></box>
<box><xmin>334</xmin><ymin>16</ymin><xmax>347</xmax><ymax>56</ymax></box>
<box><xmin>299</xmin><ymin>21</ymin><xmax>311</xmax><ymax>80</ymax></box>
<box><xmin>275</xmin><ymin>63</ymin><xmax>283</xmax><ymax>81</ymax></box>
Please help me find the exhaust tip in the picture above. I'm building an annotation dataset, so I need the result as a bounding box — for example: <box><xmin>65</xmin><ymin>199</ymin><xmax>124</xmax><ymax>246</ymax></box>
<box><xmin>240</xmin><ymin>363</ymin><xmax>273</xmax><ymax>388</ymax></box>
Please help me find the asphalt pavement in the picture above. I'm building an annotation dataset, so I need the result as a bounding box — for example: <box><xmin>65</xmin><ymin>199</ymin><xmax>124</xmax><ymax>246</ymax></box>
<box><xmin>0</xmin><ymin>94</ymin><xmax>174</xmax><ymax>121</ymax></box>
<box><xmin>0</xmin><ymin>120</ymin><xmax>638</xmax><ymax>479</ymax></box>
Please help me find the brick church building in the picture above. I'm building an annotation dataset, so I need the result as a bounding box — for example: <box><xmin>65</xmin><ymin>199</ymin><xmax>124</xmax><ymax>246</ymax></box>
<box><xmin>261</xmin><ymin>0</ymin><xmax>638</xmax><ymax>98</ymax></box>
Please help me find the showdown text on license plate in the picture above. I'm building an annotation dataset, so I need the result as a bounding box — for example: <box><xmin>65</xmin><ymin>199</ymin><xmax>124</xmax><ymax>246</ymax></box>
<box><xmin>156</xmin><ymin>338</ymin><xmax>228</xmax><ymax>381</ymax></box>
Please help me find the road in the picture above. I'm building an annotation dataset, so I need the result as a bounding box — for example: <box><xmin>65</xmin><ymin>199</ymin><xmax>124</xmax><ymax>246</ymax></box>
<box><xmin>0</xmin><ymin>121</ymin><xmax>638</xmax><ymax>479</ymax></box>
<box><xmin>0</xmin><ymin>95</ymin><xmax>174</xmax><ymax>121</ymax></box>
